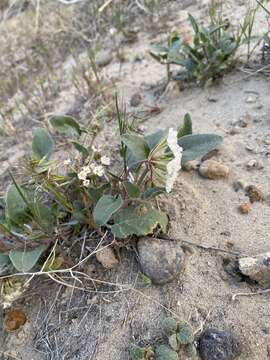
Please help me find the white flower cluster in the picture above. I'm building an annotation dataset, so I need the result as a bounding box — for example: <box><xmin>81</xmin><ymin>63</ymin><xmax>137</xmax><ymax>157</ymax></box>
<box><xmin>78</xmin><ymin>155</ymin><xmax>111</xmax><ymax>187</ymax></box>
<box><xmin>166</xmin><ymin>128</ymin><xmax>183</xmax><ymax>193</ymax></box>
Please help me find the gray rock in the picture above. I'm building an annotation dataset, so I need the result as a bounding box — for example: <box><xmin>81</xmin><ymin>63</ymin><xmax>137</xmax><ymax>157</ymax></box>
<box><xmin>199</xmin><ymin>329</ymin><xmax>242</xmax><ymax>360</ymax></box>
<box><xmin>96</xmin><ymin>49</ymin><xmax>113</xmax><ymax>67</ymax></box>
<box><xmin>130</xmin><ymin>92</ymin><xmax>142</xmax><ymax>107</ymax></box>
<box><xmin>137</xmin><ymin>238</ymin><xmax>185</xmax><ymax>285</ymax></box>
<box><xmin>239</xmin><ymin>252</ymin><xmax>270</xmax><ymax>287</ymax></box>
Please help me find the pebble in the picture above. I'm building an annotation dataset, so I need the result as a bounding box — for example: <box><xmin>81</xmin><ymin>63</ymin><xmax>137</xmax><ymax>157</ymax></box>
<box><xmin>199</xmin><ymin>160</ymin><xmax>230</xmax><ymax>179</ymax></box>
<box><xmin>231</xmin><ymin>115</ymin><xmax>249</xmax><ymax>128</ymax></box>
<box><xmin>130</xmin><ymin>92</ymin><xmax>142</xmax><ymax>107</ymax></box>
<box><xmin>239</xmin><ymin>252</ymin><xmax>270</xmax><ymax>287</ymax></box>
<box><xmin>238</xmin><ymin>202</ymin><xmax>251</xmax><ymax>214</ymax></box>
<box><xmin>245</xmin><ymin>95</ymin><xmax>258</xmax><ymax>104</ymax></box>
<box><xmin>199</xmin><ymin>328</ymin><xmax>242</xmax><ymax>360</ymax></box>
<box><xmin>246</xmin><ymin>159</ymin><xmax>264</xmax><ymax>170</ymax></box>
<box><xmin>95</xmin><ymin>49</ymin><xmax>113</xmax><ymax>67</ymax></box>
<box><xmin>229</xmin><ymin>127</ymin><xmax>241</xmax><ymax>135</ymax></box>
<box><xmin>233</xmin><ymin>179</ymin><xmax>248</xmax><ymax>192</ymax></box>
<box><xmin>245</xmin><ymin>185</ymin><xmax>266</xmax><ymax>203</ymax></box>
<box><xmin>96</xmin><ymin>247</ymin><xmax>119</xmax><ymax>269</ymax></box>
<box><xmin>183</xmin><ymin>160</ymin><xmax>200</xmax><ymax>171</ymax></box>
<box><xmin>137</xmin><ymin>237</ymin><xmax>185</xmax><ymax>285</ymax></box>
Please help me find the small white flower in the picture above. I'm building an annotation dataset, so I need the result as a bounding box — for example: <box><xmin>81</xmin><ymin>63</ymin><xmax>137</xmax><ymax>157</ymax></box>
<box><xmin>100</xmin><ymin>155</ymin><xmax>111</xmax><ymax>166</ymax></box>
<box><xmin>64</xmin><ymin>159</ymin><xmax>71</xmax><ymax>166</ymax></box>
<box><xmin>92</xmin><ymin>145</ymin><xmax>102</xmax><ymax>153</ymax></box>
<box><xmin>166</xmin><ymin>128</ymin><xmax>183</xmax><ymax>193</ymax></box>
<box><xmin>90</xmin><ymin>163</ymin><xmax>104</xmax><ymax>177</ymax></box>
<box><xmin>78</xmin><ymin>165</ymin><xmax>90</xmax><ymax>180</ymax></box>
<box><xmin>83</xmin><ymin>179</ymin><xmax>90</xmax><ymax>187</ymax></box>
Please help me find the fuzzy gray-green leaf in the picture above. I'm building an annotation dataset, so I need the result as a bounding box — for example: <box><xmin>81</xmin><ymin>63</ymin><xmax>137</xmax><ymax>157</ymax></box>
<box><xmin>163</xmin><ymin>317</ymin><xmax>178</xmax><ymax>335</ymax></box>
<box><xmin>123</xmin><ymin>181</ymin><xmax>140</xmax><ymax>199</ymax></box>
<box><xmin>155</xmin><ymin>345</ymin><xmax>179</xmax><ymax>360</ymax></box>
<box><xmin>93</xmin><ymin>195</ymin><xmax>123</xmax><ymax>226</ymax></box>
<box><xmin>121</xmin><ymin>134</ymin><xmax>149</xmax><ymax>162</ymax></box>
<box><xmin>49</xmin><ymin>115</ymin><xmax>82</xmax><ymax>136</ymax></box>
<box><xmin>32</xmin><ymin>128</ymin><xmax>54</xmax><ymax>160</ymax></box>
<box><xmin>9</xmin><ymin>245</ymin><xmax>47</xmax><ymax>272</ymax></box>
<box><xmin>129</xmin><ymin>344</ymin><xmax>146</xmax><ymax>360</ymax></box>
<box><xmin>176</xmin><ymin>323</ymin><xmax>194</xmax><ymax>345</ymax></box>
<box><xmin>111</xmin><ymin>204</ymin><xmax>168</xmax><ymax>239</ymax></box>
<box><xmin>178</xmin><ymin>134</ymin><xmax>222</xmax><ymax>165</ymax></box>
<box><xmin>5</xmin><ymin>185</ymin><xmax>29</xmax><ymax>225</ymax></box>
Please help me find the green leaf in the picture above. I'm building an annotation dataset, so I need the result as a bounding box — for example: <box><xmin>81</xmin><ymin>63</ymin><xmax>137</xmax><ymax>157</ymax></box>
<box><xmin>176</xmin><ymin>323</ymin><xmax>194</xmax><ymax>345</ymax></box>
<box><xmin>143</xmin><ymin>187</ymin><xmax>166</xmax><ymax>200</ymax></box>
<box><xmin>123</xmin><ymin>181</ymin><xmax>140</xmax><ymax>199</ymax></box>
<box><xmin>149</xmin><ymin>45</ymin><xmax>169</xmax><ymax>63</ymax></box>
<box><xmin>163</xmin><ymin>317</ymin><xmax>178</xmax><ymax>335</ymax></box>
<box><xmin>145</xmin><ymin>129</ymin><xmax>168</xmax><ymax>150</ymax></box>
<box><xmin>188</xmin><ymin>13</ymin><xmax>199</xmax><ymax>33</ymax></box>
<box><xmin>88</xmin><ymin>183</ymin><xmax>110</xmax><ymax>203</ymax></box>
<box><xmin>121</xmin><ymin>134</ymin><xmax>149</xmax><ymax>162</ymax></box>
<box><xmin>49</xmin><ymin>115</ymin><xmax>82</xmax><ymax>136</ymax></box>
<box><xmin>32</xmin><ymin>202</ymin><xmax>54</xmax><ymax>233</ymax></box>
<box><xmin>168</xmin><ymin>334</ymin><xmax>179</xmax><ymax>351</ymax></box>
<box><xmin>178</xmin><ymin>113</ymin><xmax>192</xmax><ymax>138</ymax></box>
<box><xmin>185</xmin><ymin>343</ymin><xmax>197</xmax><ymax>358</ymax></box>
<box><xmin>155</xmin><ymin>345</ymin><xmax>179</xmax><ymax>360</ymax></box>
<box><xmin>111</xmin><ymin>204</ymin><xmax>168</xmax><ymax>239</ymax></box>
<box><xmin>178</xmin><ymin>134</ymin><xmax>223</xmax><ymax>165</ymax></box>
<box><xmin>5</xmin><ymin>185</ymin><xmax>29</xmax><ymax>225</ymax></box>
<box><xmin>93</xmin><ymin>194</ymin><xmax>123</xmax><ymax>226</ymax></box>
<box><xmin>72</xmin><ymin>141</ymin><xmax>89</xmax><ymax>156</ymax></box>
<box><xmin>9</xmin><ymin>245</ymin><xmax>47</xmax><ymax>272</ymax></box>
<box><xmin>0</xmin><ymin>254</ymin><xmax>11</xmax><ymax>268</ymax></box>
<box><xmin>32</xmin><ymin>128</ymin><xmax>54</xmax><ymax>160</ymax></box>
<box><xmin>129</xmin><ymin>344</ymin><xmax>146</xmax><ymax>360</ymax></box>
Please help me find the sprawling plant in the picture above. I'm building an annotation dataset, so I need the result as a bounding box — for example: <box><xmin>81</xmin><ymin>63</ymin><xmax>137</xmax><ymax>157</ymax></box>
<box><xmin>0</xmin><ymin>103</ymin><xmax>222</xmax><ymax>306</ymax></box>
<box><xmin>150</xmin><ymin>14</ymin><xmax>238</xmax><ymax>84</ymax></box>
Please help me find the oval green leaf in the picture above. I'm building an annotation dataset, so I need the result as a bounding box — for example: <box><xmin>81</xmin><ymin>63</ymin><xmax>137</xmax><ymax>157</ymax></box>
<box><xmin>9</xmin><ymin>245</ymin><xmax>47</xmax><ymax>272</ymax></box>
<box><xmin>32</xmin><ymin>128</ymin><xmax>54</xmax><ymax>160</ymax></box>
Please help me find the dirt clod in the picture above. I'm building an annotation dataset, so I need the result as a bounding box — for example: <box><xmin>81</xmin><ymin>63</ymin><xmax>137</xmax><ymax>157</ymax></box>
<box><xmin>199</xmin><ymin>328</ymin><xmax>242</xmax><ymax>360</ymax></box>
<box><xmin>96</xmin><ymin>247</ymin><xmax>119</xmax><ymax>269</ymax></box>
<box><xmin>245</xmin><ymin>185</ymin><xmax>266</xmax><ymax>203</ymax></box>
<box><xmin>199</xmin><ymin>160</ymin><xmax>230</xmax><ymax>179</ymax></box>
<box><xmin>238</xmin><ymin>203</ymin><xmax>251</xmax><ymax>214</ymax></box>
<box><xmin>4</xmin><ymin>309</ymin><xmax>27</xmax><ymax>332</ymax></box>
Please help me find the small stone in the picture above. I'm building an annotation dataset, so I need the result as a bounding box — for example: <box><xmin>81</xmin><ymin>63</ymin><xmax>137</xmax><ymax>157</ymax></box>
<box><xmin>239</xmin><ymin>252</ymin><xmax>270</xmax><ymax>287</ymax></box>
<box><xmin>137</xmin><ymin>238</ymin><xmax>185</xmax><ymax>285</ymax></box>
<box><xmin>4</xmin><ymin>308</ymin><xmax>27</xmax><ymax>331</ymax></box>
<box><xmin>245</xmin><ymin>95</ymin><xmax>258</xmax><ymax>104</ymax></box>
<box><xmin>96</xmin><ymin>247</ymin><xmax>119</xmax><ymax>269</ymax></box>
<box><xmin>199</xmin><ymin>328</ymin><xmax>242</xmax><ymax>360</ymax></box>
<box><xmin>238</xmin><ymin>203</ymin><xmax>251</xmax><ymax>214</ymax></box>
<box><xmin>229</xmin><ymin>127</ymin><xmax>241</xmax><ymax>135</ymax></box>
<box><xmin>183</xmin><ymin>160</ymin><xmax>200</xmax><ymax>171</ymax></box>
<box><xmin>96</xmin><ymin>49</ymin><xmax>113</xmax><ymax>67</ymax></box>
<box><xmin>246</xmin><ymin>185</ymin><xmax>266</xmax><ymax>203</ymax></box>
<box><xmin>231</xmin><ymin>115</ymin><xmax>249</xmax><ymax>128</ymax></box>
<box><xmin>232</xmin><ymin>179</ymin><xmax>248</xmax><ymax>192</ymax></box>
<box><xmin>199</xmin><ymin>160</ymin><xmax>230</xmax><ymax>180</ymax></box>
<box><xmin>261</xmin><ymin>324</ymin><xmax>270</xmax><ymax>334</ymax></box>
<box><xmin>130</xmin><ymin>92</ymin><xmax>142</xmax><ymax>107</ymax></box>
<box><xmin>246</xmin><ymin>159</ymin><xmax>264</xmax><ymax>170</ymax></box>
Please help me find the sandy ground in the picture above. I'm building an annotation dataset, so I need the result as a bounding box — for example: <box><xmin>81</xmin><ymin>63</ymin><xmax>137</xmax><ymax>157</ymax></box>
<box><xmin>1</xmin><ymin>1</ymin><xmax>270</xmax><ymax>359</ymax></box>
